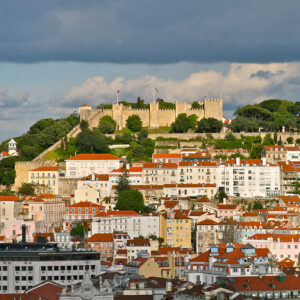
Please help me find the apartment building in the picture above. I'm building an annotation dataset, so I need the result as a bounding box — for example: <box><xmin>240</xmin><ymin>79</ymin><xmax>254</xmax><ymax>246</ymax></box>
<box><xmin>152</xmin><ymin>153</ymin><xmax>182</xmax><ymax>164</ymax></box>
<box><xmin>28</xmin><ymin>166</ymin><xmax>60</xmax><ymax>194</ymax></box>
<box><xmin>109</xmin><ymin>166</ymin><xmax>143</xmax><ymax>186</ymax></box>
<box><xmin>160</xmin><ymin>212</ymin><xmax>192</xmax><ymax>249</ymax></box>
<box><xmin>245</xmin><ymin>233</ymin><xmax>300</xmax><ymax>260</ymax></box>
<box><xmin>142</xmin><ymin>163</ymin><xmax>177</xmax><ymax>185</ymax></box>
<box><xmin>65</xmin><ymin>153</ymin><xmax>122</xmax><ymax>178</ymax></box>
<box><xmin>0</xmin><ymin>242</ymin><xmax>100</xmax><ymax>294</ymax></box>
<box><xmin>64</xmin><ymin>201</ymin><xmax>104</xmax><ymax>230</ymax></box>
<box><xmin>0</xmin><ymin>196</ymin><xmax>23</xmax><ymax>223</ymax></box>
<box><xmin>77</xmin><ymin>174</ymin><xmax>110</xmax><ymax>200</ymax></box>
<box><xmin>91</xmin><ymin>211</ymin><xmax>160</xmax><ymax>238</ymax></box>
<box><xmin>217</xmin><ymin>157</ymin><xmax>281</xmax><ymax>198</ymax></box>
<box><xmin>27</xmin><ymin>198</ymin><xmax>65</xmax><ymax>228</ymax></box>
<box><xmin>262</xmin><ymin>145</ymin><xmax>300</xmax><ymax>162</ymax></box>
<box><xmin>178</xmin><ymin>161</ymin><xmax>217</xmax><ymax>185</ymax></box>
<box><xmin>187</xmin><ymin>243</ymin><xmax>278</xmax><ymax>285</ymax></box>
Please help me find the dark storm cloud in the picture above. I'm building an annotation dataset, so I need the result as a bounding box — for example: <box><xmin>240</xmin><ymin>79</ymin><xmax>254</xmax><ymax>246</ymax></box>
<box><xmin>249</xmin><ymin>70</ymin><xmax>284</xmax><ymax>79</ymax></box>
<box><xmin>0</xmin><ymin>0</ymin><xmax>300</xmax><ymax>64</ymax></box>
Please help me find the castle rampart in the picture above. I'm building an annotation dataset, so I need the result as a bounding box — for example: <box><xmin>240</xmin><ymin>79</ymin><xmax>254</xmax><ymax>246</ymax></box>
<box><xmin>79</xmin><ymin>98</ymin><xmax>223</xmax><ymax>130</ymax></box>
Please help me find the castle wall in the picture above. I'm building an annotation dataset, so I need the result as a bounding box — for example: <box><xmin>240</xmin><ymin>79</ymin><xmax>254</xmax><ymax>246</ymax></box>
<box><xmin>158</xmin><ymin>110</ymin><xmax>176</xmax><ymax>127</ymax></box>
<box><xmin>79</xmin><ymin>98</ymin><xmax>223</xmax><ymax>130</ymax></box>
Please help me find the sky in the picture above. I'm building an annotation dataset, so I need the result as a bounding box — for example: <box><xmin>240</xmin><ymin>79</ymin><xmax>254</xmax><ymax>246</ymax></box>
<box><xmin>1</xmin><ymin>0</ymin><xmax>300</xmax><ymax>141</ymax></box>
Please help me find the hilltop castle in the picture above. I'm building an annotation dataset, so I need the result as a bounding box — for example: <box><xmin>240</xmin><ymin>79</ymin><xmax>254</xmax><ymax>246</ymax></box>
<box><xmin>79</xmin><ymin>97</ymin><xmax>223</xmax><ymax>129</ymax></box>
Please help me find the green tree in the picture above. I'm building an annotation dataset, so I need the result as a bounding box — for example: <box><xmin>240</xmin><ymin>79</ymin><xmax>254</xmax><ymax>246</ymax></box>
<box><xmin>76</xmin><ymin>129</ymin><xmax>109</xmax><ymax>153</ymax></box>
<box><xmin>0</xmin><ymin>156</ymin><xmax>18</xmax><ymax>186</ymax></box>
<box><xmin>191</xmin><ymin>101</ymin><xmax>201</xmax><ymax>109</ymax></box>
<box><xmin>286</xmin><ymin>137</ymin><xmax>294</xmax><ymax>144</ymax></box>
<box><xmin>117</xmin><ymin>172</ymin><xmax>130</xmax><ymax>197</ymax></box>
<box><xmin>80</xmin><ymin>120</ymin><xmax>89</xmax><ymax>130</ymax></box>
<box><xmin>253</xmin><ymin>201</ymin><xmax>263</xmax><ymax>210</ymax></box>
<box><xmin>0</xmin><ymin>189</ymin><xmax>14</xmax><ymax>196</ymax></box>
<box><xmin>116</xmin><ymin>189</ymin><xmax>145</xmax><ymax>213</ymax></box>
<box><xmin>250</xmin><ymin>144</ymin><xmax>263</xmax><ymax>159</ymax></box>
<box><xmin>71</xmin><ymin>223</ymin><xmax>84</xmax><ymax>237</ymax></box>
<box><xmin>262</xmin><ymin>133</ymin><xmax>274</xmax><ymax>146</ymax></box>
<box><xmin>230</xmin><ymin>116</ymin><xmax>259</xmax><ymax>132</ymax></box>
<box><xmin>171</xmin><ymin>113</ymin><xmax>197</xmax><ymax>133</ymax></box>
<box><xmin>18</xmin><ymin>183</ymin><xmax>35</xmax><ymax>195</ymax></box>
<box><xmin>115</xmin><ymin>132</ymin><xmax>134</xmax><ymax>144</ymax></box>
<box><xmin>132</xmin><ymin>145</ymin><xmax>144</xmax><ymax>161</ymax></box>
<box><xmin>28</xmin><ymin>118</ymin><xmax>56</xmax><ymax>134</ymax></box>
<box><xmin>126</xmin><ymin>115</ymin><xmax>142</xmax><ymax>132</ymax></box>
<box><xmin>98</xmin><ymin>116</ymin><xmax>116</xmax><ymax>134</ymax></box>
<box><xmin>296</xmin><ymin>138</ymin><xmax>300</xmax><ymax>144</ymax></box>
<box><xmin>215</xmin><ymin>190</ymin><xmax>228</xmax><ymax>203</ymax></box>
<box><xmin>196</xmin><ymin>118</ymin><xmax>222</xmax><ymax>133</ymax></box>
<box><xmin>136</xmin><ymin>96</ymin><xmax>145</xmax><ymax>108</ymax></box>
<box><xmin>138</xmin><ymin>129</ymin><xmax>148</xmax><ymax>142</ymax></box>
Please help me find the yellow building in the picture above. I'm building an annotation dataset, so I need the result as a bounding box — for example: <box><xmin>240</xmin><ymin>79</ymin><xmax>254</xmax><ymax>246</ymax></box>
<box><xmin>160</xmin><ymin>212</ymin><xmax>192</xmax><ymax>249</ymax></box>
<box><xmin>28</xmin><ymin>166</ymin><xmax>60</xmax><ymax>195</ymax></box>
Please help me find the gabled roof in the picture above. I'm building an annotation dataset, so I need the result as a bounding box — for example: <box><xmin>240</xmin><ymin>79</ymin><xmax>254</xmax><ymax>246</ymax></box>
<box><xmin>127</xmin><ymin>238</ymin><xmax>150</xmax><ymax>247</ymax></box>
<box><xmin>94</xmin><ymin>210</ymin><xmax>139</xmax><ymax>217</ymax></box>
<box><xmin>66</xmin><ymin>153</ymin><xmax>120</xmax><ymax>161</ymax></box>
<box><xmin>197</xmin><ymin>219</ymin><xmax>219</xmax><ymax>225</ymax></box>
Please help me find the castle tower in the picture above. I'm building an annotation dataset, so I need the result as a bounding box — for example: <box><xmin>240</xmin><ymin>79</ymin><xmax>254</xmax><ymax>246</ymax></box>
<box><xmin>112</xmin><ymin>103</ymin><xmax>123</xmax><ymax>129</ymax></box>
<box><xmin>204</xmin><ymin>98</ymin><xmax>223</xmax><ymax>120</ymax></box>
<box><xmin>149</xmin><ymin>102</ymin><xmax>159</xmax><ymax>128</ymax></box>
<box><xmin>8</xmin><ymin>138</ymin><xmax>17</xmax><ymax>156</ymax></box>
<box><xmin>78</xmin><ymin>104</ymin><xmax>92</xmax><ymax>121</ymax></box>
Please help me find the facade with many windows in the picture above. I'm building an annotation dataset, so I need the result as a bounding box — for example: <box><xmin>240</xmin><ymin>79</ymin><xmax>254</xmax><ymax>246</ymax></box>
<box><xmin>217</xmin><ymin>157</ymin><xmax>280</xmax><ymax>198</ymax></box>
<box><xmin>0</xmin><ymin>242</ymin><xmax>100</xmax><ymax>294</ymax></box>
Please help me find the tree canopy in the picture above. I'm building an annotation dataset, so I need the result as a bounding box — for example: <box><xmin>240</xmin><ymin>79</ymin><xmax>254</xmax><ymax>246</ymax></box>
<box><xmin>126</xmin><ymin>115</ymin><xmax>142</xmax><ymax>132</ymax></box>
<box><xmin>18</xmin><ymin>183</ymin><xmax>35</xmax><ymax>195</ymax></box>
<box><xmin>115</xmin><ymin>189</ymin><xmax>145</xmax><ymax>213</ymax></box>
<box><xmin>171</xmin><ymin>113</ymin><xmax>197</xmax><ymax>133</ymax></box>
<box><xmin>196</xmin><ymin>118</ymin><xmax>222</xmax><ymax>133</ymax></box>
<box><xmin>76</xmin><ymin>129</ymin><xmax>109</xmax><ymax>153</ymax></box>
<box><xmin>98</xmin><ymin>115</ymin><xmax>116</xmax><ymax>134</ymax></box>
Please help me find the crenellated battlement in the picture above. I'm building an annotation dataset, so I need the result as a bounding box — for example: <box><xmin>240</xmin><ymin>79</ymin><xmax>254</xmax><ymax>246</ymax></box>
<box><xmin>79</xmin><ymin>97</ymin><xmax>223</xmax><ymax>129</ymax></box>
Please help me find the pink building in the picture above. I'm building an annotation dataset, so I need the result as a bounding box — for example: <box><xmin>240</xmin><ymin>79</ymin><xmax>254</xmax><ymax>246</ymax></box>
<box><xmin>87</xmin><ymin>233</ymin><xmax>114</xmax><ymax>261</ymax></box>
<box><xmin>246</xmin><ymin>233</ymin><xmax>300</xmax><ymax>261</ymax></box>
<box><xmin>217</xmin><ymin>204</ymin><xmax>239</xmax><ymax>219</ymax></box>
<box><xmin>4</xmin><ymin>220</ymin><xmax>47</xmax><ymax>242</ymax></box>
<box><xmin>65</xmin><ymin>201</ymin><xmax>104</xmax><ymax>230</ymax></box>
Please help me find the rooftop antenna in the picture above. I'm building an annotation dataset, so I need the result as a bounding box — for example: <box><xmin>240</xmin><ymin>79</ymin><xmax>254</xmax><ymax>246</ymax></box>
<box><xmin>117</xmin><ymin>90</ymin><xmax>120</xmax><ymax>104</ymax></box>
<box><xmin>153</xmin><ymin>88</ymin><xmax>158</xmax><ymax>103</ymax></box>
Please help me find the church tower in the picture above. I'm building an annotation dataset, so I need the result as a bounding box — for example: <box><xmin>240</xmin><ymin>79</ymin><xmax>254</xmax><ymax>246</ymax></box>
<box><xmin>8</xmin><ymin>138</ymin><xmax>18</xmax><ymax>156</ymax></box>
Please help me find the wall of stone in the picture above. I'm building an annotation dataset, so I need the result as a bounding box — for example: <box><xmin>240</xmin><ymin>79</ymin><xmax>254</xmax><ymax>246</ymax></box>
<box><xmin>58</xmin><ymin>178</ymin><xmax>78</xmax><ymax>198</ymax></box>
<box><xmin>79</xmin><ymin>99</ymin><xmax>223</xmax><ymax>130</ymax></box>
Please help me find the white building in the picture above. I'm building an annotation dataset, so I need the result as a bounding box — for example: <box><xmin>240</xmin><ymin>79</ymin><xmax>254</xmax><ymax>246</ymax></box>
<box><xmin>65</xmin><ymin>154</ymin><xmax>122</xmax><ymax>178</ymax></box>
<box><xmin>217</xmin><ymin>157</ymin><xmax>281</xmax><ymax>198</ymax></box>
<box><xmin>77</xmin><ymin>174</ymin><xmax>110</xmax><ymax>200</ymax></box>
<box><xmin>0</xmin><ymin>242</ymin><xmax>100</xmax><ymax>294</ymax></box>
<box><xmin>0</xmin><ymin>138</ymin><xmax>19</xmax><ymax>160</ymax></box>
<box><xmin>91</xmin><ymin>211</ymin><xmax>160</xmax><ymax>238</ymax></box>
<box><xmin>286</xmin><ymin>145</ymin><xmax>300</xmax><ymax>161</ymax></box>
<box><xmin>163</xmin><ymin>183</ymin><xmax>217</xmax><ymax>199</ymax></box>
<box><xmin>109</xmin><ymin>166</ymin><xmax>143</xmax><ymax>186</ymax></box>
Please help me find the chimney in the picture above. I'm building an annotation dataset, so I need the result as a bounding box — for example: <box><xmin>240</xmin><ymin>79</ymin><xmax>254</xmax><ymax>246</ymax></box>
<box><xmin>262</xmin><ymin>157</ymin><xmax>266</xmax><ymax>166</ymax></box>
<box><xmin>236</xmin><ymin>157</ymin><xmax>240</xmax><ymax>166</ymax></box>
<box><xmin>223</xmin><ymin>198</ymin><xmax>227</xmax><ymax>204</ymax></box>
<box><xmin>91</xmin><ymin>173</ymin><xmax>96</xmax><ymax>181</ymax></box>
<box><xmin>126</xmin><ymin>164</ymin><xmax>130</xmax><ymax>170</ymax></box>
<box><xmin>22</xmin><ymin>224</ymin><xmax>26</xmax><ymax>244</ymax></box>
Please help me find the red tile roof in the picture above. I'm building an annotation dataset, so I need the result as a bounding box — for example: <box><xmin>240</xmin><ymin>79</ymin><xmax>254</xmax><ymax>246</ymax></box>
<box><xmin>68</xmin><ymin>201</ymin><xmax>103</xmax><ymax>208</ymax></box>
<box><xmin>88</xmin><ymin>233</ymin><xmax>113</xmax><ymax>242</ymax></box>
<box><xmin>30</xmin><ymin>166</ymin><xmax>60</xmax><ymax>172</ymax></box>
<box><xmin>0</xmin><ymin>196</ymin><xmax>20</xmax><ymax>201</ymax></box>
<box><xmin>66</xmin><ymin>153</ymin><xmax>120</xmax><ymax>160</ymax></box>
<box><xmin>94</xmin><ymin>210</ymin><xmax>140</xmax><ymax>217</ymax></box>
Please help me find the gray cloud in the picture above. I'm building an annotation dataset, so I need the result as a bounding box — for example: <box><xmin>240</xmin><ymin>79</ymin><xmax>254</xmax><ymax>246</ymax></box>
<box><xmin>249</xmin><ymin>70</ymin><xmax>284</xmax><ymax>79</ymax></box>
<box><xmin>0</xmin><ymin>1</ymin><xmax>300</xmax><ymax>64</ymax></box>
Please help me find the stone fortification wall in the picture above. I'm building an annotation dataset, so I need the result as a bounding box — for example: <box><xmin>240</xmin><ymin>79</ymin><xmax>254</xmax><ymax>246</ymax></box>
<box><xmin>79</xmin><ymin>98</ymin><xmax>223</xmax><ymax>130</ymax></box>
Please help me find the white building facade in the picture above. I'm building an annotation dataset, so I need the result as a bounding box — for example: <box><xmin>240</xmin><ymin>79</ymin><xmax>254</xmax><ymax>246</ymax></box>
<box><xmin>217</xmin><ymin>158</ymin><xmax>281</xmax><ymax>198</ymax></box>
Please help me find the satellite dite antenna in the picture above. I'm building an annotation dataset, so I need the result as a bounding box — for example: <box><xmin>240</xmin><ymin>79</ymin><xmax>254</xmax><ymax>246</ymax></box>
<box><xmin>117</xmin><ymin>90</ymin><xmax>120</xmax><ymax>104</ymax></box>
<box><xmin>153</xmin><ymin>88</ymin><xmax>158</xmax><ymax>102</ymax></box>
